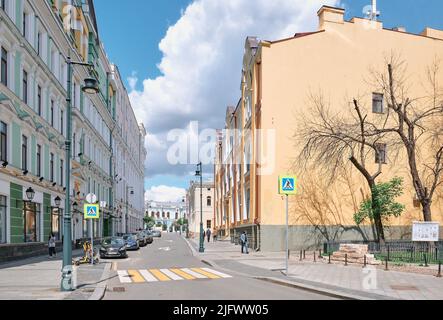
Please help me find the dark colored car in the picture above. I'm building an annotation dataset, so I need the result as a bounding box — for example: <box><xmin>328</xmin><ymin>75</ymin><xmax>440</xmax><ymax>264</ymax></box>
<box><xmin>133</xmin><ymin>232</ymin><xmax>147</xmax><ymax>247</ymax></box>
<box><xmin>151</xmin><ymin>230</ymin><xmax>162</xmax><ymax>238</ymax></box>
<box><xmin>100</xmin><ymin>237</ymin><xmax>128</xmax><ymax>258</ymax></box>
<box><xmin>122</xmin><ymin>234</ymin><xmax>140</xmax><ymax>251</ymax></box>
<box><xmin>142</xmin><ymin>230</ymin><xmax>154</xmax><ymax>244</ymax></box>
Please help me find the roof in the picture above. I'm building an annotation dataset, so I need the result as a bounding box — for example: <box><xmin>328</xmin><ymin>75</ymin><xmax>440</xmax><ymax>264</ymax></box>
<box><xmin>268</xmin><ymin>31</ymin><xmax>325</xmax><ymax>45</ymax></box>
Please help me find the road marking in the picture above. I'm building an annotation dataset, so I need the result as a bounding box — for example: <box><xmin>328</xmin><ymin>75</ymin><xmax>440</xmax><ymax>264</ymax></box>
<box><xmin>112</xmin><ymin>262</ymin><xmax>117</xmax><ymax>271</ymax></box>
<box><xmin>160</xmin><ymin>269</ymin><xmax>184</xmax><ymax>281</ymax></box>
<box><xmin>170</xmin><ymin>269</ymin><xmax>196</xmax><ymax>280</ymax></box>
<box><xmin>191</xmin><ymin>268</ymin><xmax>221</xmax><ymax>279</ymax></box>
<box><xmin>139</xmin><ymin>270</ymin><xmax>159</xmax><ymax>282</ymax></box>
<box><xmin>202</xmin><ymin>268</ymin><xmax>232</xmax><ymax>278</ymax></box>
<box><xmin>180</xmin><ymin>268</ymin><xmax>208</xmax><ymax>279</ymax></box>
<box><xmin>149</xmin><ymin>269</ymin><xmax>171</xmax><ymax>281</ymax></box>
<box><xmin>127</xmin><ymin>270</ymin><xmax>145</xmax><ymax>283</ymax></box>
<box><xmin>117</xmin><ymin>271</ymin><xmax>132</xmax><ymax>283</ymax></box>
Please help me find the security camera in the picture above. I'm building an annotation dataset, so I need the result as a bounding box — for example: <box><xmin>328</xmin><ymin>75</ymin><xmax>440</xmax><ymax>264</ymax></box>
<box><xmin>23</xmin><ymin>170</ymin><xmax>29</xmax><ymax>176</ymax></box>
<box><xmin>1</xmin><ymin>161</ymin><xmax>8</xmax><ymax>168</ymax></box>
<box><xmin>39</xmin><ymin>177</ymin><xmax>44</xmax><ymax>182</ymax></box>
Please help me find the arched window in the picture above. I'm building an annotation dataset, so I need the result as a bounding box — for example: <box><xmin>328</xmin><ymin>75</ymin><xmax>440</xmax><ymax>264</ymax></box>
<box><xmin>207</xmin><ymin>196</ymin><xmax>212</xmax><ymax>207</ymax></box>
<box><xmin>151</xmin><ymin>211</ymin><xmax>155</xmax><ymax>218</ymax></box>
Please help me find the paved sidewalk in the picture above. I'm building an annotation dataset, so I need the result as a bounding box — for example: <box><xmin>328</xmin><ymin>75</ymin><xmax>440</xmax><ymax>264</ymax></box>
<box><xmin>186</xmin><ymin>237</ymin><xmax>443</xmax><ymax>300</ymax></box>
<box><xmin>0</xmin><ymin>250</ymin><xmax>109</xmax><ymax>300</ymax></box>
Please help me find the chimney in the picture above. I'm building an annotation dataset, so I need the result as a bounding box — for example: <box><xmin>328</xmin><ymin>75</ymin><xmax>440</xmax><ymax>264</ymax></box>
<box><xmin>393</xmin><ymin>26</ymin><xmax>406</xmax><ymax>32</ymax></box>
<box><xmin>420</xmin><ymin>27</ymin><xmax>443</xmax><ymax>40</ymax></box>
<box><xmin>317</xmin><ymin>5</ymin><xmax>345</xmax><ymax>30</ymax></box>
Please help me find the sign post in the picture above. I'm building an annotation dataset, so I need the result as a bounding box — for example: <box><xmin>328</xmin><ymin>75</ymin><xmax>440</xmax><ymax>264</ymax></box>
<box><xmin>279</xmin><ymin>176</ymin><xmax>298</xmax><ymax>276</ymax></box>
<box><xmin>85</xmin><ymin>194</ymin><xmax>99</xmax><ymax>265</ymax></box>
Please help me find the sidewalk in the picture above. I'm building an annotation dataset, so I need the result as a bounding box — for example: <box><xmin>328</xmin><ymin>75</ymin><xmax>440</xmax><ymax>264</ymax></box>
<box><xmin>185</xmin><ymin>237</ymin><xmax>443</xmax><ymax>300</ymax></box>
<box><xmin>0</xmin><ymin>249</ymin><xmax>110</xmax><ymax>300</ymax></box>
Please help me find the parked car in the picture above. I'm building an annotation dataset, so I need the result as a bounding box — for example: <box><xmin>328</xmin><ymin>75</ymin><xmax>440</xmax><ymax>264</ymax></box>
<box><xmin>133</xmin><ymin>232</ymin><xmax>147</xmax><ymax>247</ymax></box>
<box><xmin>100</xmin><ymin>237</ymin><xmax>128</xmax><ymax>259</ymax></box>
<box><xmin>122</xmin><ymin>234</ymin><xmax>140</xmax><ymax>251</ymax></box>
<box><xmin>142</xmin><ymin>230</ymin><xmax>154</xmax><ymax>244</ymax></box>
<box><xmin>151</xmin><ymin>230</ymin><xmax>162</xmax><ymax>238</ymax></box>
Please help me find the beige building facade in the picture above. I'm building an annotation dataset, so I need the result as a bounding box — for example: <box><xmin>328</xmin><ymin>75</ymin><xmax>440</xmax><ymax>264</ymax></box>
<box><xmin>214</xmin><ymin>6</ymin><xmax>443</xmax><ymax>251</ymax></box>
<box><xmin>187</xmin><ymin>181</ymin><xmax>214</xmax><ymax>240</ymax></box>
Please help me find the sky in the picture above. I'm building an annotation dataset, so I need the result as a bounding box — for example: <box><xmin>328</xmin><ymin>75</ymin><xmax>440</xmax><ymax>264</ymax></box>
<box><xmin>94</xmin><ymin>0</ymin><xmax>443</xmax><ymax>202</ymax></box>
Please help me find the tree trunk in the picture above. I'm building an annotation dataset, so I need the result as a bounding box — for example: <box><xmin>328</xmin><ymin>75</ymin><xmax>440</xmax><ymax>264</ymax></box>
<box><xmin>370</xmin><ymin>184</ymin><xmax>385</xmax><ymax>243</ymax></box>
<box><xmin>422</xmin><ymin>200</ymin><xmax>433</xmax><ymax>222</ymax></box>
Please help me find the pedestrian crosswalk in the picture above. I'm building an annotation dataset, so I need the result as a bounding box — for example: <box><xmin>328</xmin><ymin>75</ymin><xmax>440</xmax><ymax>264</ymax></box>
<box><xmin>117</xmin><ymin>267</ymin><xmax>232</xmax><ymax>284</ymax></box>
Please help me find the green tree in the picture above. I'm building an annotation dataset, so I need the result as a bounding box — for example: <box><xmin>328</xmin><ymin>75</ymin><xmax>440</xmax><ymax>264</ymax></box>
<box><xmin>143</xmin><ymin>215</ymin><xmax>156</xmax><ymax>228</ymax></box>
<box><xmin>354</xmin><ymin>177</ymin><xmax>405</xmax><ymax>226</ymax></box>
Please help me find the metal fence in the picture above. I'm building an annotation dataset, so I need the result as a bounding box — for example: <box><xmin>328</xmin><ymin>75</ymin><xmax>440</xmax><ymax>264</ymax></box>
<box><xmin>324</xmin><ymin>240</ymin><xmax>443</xmax><ymax>264</ymax></box>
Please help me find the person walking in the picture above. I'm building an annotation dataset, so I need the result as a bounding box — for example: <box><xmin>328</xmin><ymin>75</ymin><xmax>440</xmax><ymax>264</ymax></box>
<box><xmin>240</xmin><ymin>232</ymin><xmax>249</xmax><ymax>254</ymax></box>
<box><xmin>206</xmin><ymin>228</ymin><xmax>212</xmax><ymax>243</ymax></box>
<box><xmin>48</xmin><ymin>233</ymin><xmax>56</xmax><ymax>258</ymax></box>
<box><xmin>213</xmin><ymin>228</ymin><xmax>217</xmax><ymax>242</ymax></box>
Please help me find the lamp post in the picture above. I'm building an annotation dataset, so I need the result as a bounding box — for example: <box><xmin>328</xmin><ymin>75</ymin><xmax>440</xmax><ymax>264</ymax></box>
<box><xmin>195</xmin><ymin>163</ymin><xmax>204</xmax><ymax>253</ymax></box>
<box><xmin>61</xmin><ymin>56</ymin><xmax>99</xmax><ymax>292</ymax></box>
<box><xmin>126</xmin><ymin>186</ymin><xmax>134</xmax><ymax>233</ymax></box>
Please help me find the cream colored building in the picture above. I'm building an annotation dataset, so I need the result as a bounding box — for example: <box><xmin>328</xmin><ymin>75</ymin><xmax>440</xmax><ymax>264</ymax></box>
<box><xmin>214</xmin><ymin>5</ymin><xmax>443</xmax><ymax>251</ymax></box>
<box><xmin>187</xmin><ymin>181</ymin><xmax>214</xmax><ymax>240</ymax></box>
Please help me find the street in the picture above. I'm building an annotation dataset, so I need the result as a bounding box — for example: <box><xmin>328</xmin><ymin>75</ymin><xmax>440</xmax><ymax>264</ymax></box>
<box><xmin>102</xmin><ymin>233</ymin><xmax>336</xmax><ymax>300</ymax></box>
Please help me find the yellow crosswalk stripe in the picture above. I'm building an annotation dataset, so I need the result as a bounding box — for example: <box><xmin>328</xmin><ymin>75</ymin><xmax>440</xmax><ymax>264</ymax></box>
<box><xmin>149</xmin><ymin>269</ymin><xmax>171</xmax><ymax>281</ymax></box>
<box><xmin>127</xmin><ymin>270</ymin><xmax>145</xmax><ymax>283</ymax></box>
<box><xmin>191</xmin><ymin>268</ymin><xmax>221</xmax><ymax>279</ymax></box>
<box><xmin>170</xmin><ymin>268</ymin><xmax>196</xmax><ymax>280</ymax></box>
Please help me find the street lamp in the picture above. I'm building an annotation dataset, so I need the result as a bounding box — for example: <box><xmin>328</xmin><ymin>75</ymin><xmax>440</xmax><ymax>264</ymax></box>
<box><xmin>126</xmin><ymin>186</ymin><xmax>134</xmax><ymax>233</ymax></box>
<box><xmin>195</xmin><ymin>162</ymin><xmax>204</xmax><ymax>253</ymax></box>
<box><xmin>25</xmin><ymin>187</ymin><xmax>35</xmax><ymax>201</ymax></box>
<box><xmin>61</xmin><ymin>55</ymin><xmax>99</xmax><ymax>292</ymax></box>
<box><xmin>54</xmin><ymin>196</ymin><xmax>62</xmax><ymax>208</ymax></box>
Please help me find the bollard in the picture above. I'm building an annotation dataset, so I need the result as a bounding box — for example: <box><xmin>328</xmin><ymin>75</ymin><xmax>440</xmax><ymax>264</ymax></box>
<box><xmin>363</xmin><ymin>255</ymin><xmax>367</xmax><ymax>268</ymax></box>
<box><xmin>314</xmin><ymin>251</ymin><xmax>316</xmax><ymax>263</ymax></box>
<box><xmin>385</xmin><ymin>257</ymin><xmax>389</xmax><ymax>271</ymax></box>
<box><xmin>387</xmin><ymin>245</ymin><xmax>390</xmax><ymax>261</ymax></box>
<box><xmin>328</xmin><ymin>252</ymin><xmax>331</xmax><ymax>264</ymax></box>
<box><xmin>288</xmin><ymin>250</ymin><xmax>290</xmax><ymax>259</ymax></box>
<box><xmin>437</xmin><ymin>261</ymin><xmax>442</xmax><ymax>278</ymax></box>
<box><xmin>300</xmin><ymin>250</ymin><xmax>303</xmax><ymax>261</ymax></box>
<box><xmin>345</xmin><ymin>254</ymin><xmax>348</xmax><ymax>266</ymax></box>
<box><xmin>424</xmin><ymin>253</ymin><xmax>429</xmax><ymax>267</ymax></box>
<box><xmin>303</xmin><ymin>250</ymin><xmax>306</xmax><ymax>260</ymax></box>
<box><xmin>319</xmin><ymin>249</ymin><xmax>322</xmax><ymax>259</ymax></box>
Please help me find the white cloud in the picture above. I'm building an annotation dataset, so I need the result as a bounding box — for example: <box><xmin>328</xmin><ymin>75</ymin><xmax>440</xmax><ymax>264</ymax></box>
<box><xmin>130</xmin><ymin>0</ymin><xmax>338</xmax><ymax>178</ymax></box>
<box><xmin>145</xmin><ymin>185</ymin><xmax>186</xmax><ymax>202</ymax></box>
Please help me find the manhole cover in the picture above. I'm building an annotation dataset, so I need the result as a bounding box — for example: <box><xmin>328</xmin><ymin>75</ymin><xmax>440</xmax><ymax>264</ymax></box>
<box><xmin>391</xmin><ymin>285</ymin><xmax>419</xmax><ymax>291</ymax></box>
<box><xmin>113</xmin><ymin>287</ymin><xmax>126</xmax><ymax>293</ymax></box>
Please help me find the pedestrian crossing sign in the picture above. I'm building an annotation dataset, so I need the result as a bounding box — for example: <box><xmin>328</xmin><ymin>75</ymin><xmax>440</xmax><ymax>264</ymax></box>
<box><xmin>84</xmin><ymin>204</ymin><xmax>100</xmax><ymax>220</ymax></box>
<box><xmin>279</xmin><ymin>176</ymin><xmax>297</xmax><ymax>195</ymax></box>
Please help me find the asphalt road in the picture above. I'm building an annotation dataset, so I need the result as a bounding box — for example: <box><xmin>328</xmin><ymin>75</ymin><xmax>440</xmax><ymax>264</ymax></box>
<box><xmin>102</xmin><ymin>233</ymin><xmax>336</xmax><ymax>300</ymax></box>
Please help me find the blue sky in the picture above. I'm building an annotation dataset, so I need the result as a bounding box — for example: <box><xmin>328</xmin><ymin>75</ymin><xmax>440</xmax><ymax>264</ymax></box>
<box><xmin>93</xmin><ymin>0</ymin><xmax>443</xmax><ymax>200</ymax></box>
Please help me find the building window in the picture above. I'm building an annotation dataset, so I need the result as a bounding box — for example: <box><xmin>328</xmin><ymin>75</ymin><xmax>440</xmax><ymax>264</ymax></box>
<box><xmin>22</xmin><ymin>70</ymin><xmax>28</xmax><ymax>104</ymax></box>
<box><xmin>24</xmin><ymin>202</ymin><xmax>40</xmax><ymax>243</ymax></box>
<box><xmin>37</xmin><ymin>32</ymin><xmax>42</xmax><ymax>56</ymax></box>
<box><xmin>0</xmin><ymin>195</ymin><xmax>6</xmax><ymax>243</ymax></box>
<box><xmin>0</xmin><ymin>0</ymin><xmax>5</xmax><ymax>11</ymax></box>
<box><xmin>375</xmin><ymin>143</ymin><xmax>387</xmax><ymax>164</ymax></box>
<box><xmin>50</xmin><ymin>100</ymin><xmax>54</xmax><ymax>126</ymax></box>
<box><xmin>73</xmin><ymin>133</ymin><xmax>76</xmax><ymax>159</ymax></box>
<box><xmin>50</xmin><ymin>153</ymin><xmax>54</xmax><ymax>182</ymax></box>
<box><xmin>51</xmin><ymin>208</ymin><xmax>62</xmax><ymax>241</ymax></box>
<box><xmin>0</xmin><ymin>121</ymin><xmax>6</xmax><ymax>162</ymax></box>
<box><xmin>37</xmin><ymin>86</ymin><xmax>42</xmax><ymax>116</ymax></box>
<box><xmin>1</xmin><ymin>47</ymin><xmax>7</xmax><ymax>86</ymax></box>
<box><xmin>36</xmin><ymin>144</ymin><xmax>41</xmax><ymax>177</ymax></box>
<box><xmin>21</xmin><ymin>135</ymin><xmax>27</xmax><ymax>171</ymax></box>
<box><xmin>22</xmin><ymin>12</ymin><xmax>26</xmax><ymax>38</ymax></box>
<box><xmin>206</xmin><ymin>220</ymin><xmax>211</xmax><ymax>229</ymax></box>
<box><xmin>60</xmin><ymin>110</ymin><xmax>64</xmax><ymax>135</ymax></box>
<box><xmin>372</xmin><ymin>93</ymin><xmax>384</xmax><ymax>114</ymax></box>
<box><xmin>60</xmin><ymin>159</ymin><xmax>63</xmax><ymax>187</ymax></box>
<box><xmin>207</xmin><ymin>196</ymin><xmax>212</xmax><ymax>207</ymax></box>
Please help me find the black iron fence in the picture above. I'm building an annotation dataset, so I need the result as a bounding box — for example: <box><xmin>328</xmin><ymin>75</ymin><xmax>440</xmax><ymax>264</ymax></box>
<box><xmin>324</xmin><ymin>240</ymin><xmax>443</xmax><ymax>264</ymax></box>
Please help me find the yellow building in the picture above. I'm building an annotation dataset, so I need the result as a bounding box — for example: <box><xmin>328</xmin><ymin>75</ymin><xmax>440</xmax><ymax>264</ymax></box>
<box><xmin>214</xmin><ymin>6</ymin><xmax>443</xmax><ymax>251</ymax></box>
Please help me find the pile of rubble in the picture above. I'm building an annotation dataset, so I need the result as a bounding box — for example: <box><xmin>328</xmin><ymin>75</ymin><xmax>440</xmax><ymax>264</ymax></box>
<box><xmin>326</xmin><ymin>244</ymin><xmax>381</xmax><ymax>265</ymax></box>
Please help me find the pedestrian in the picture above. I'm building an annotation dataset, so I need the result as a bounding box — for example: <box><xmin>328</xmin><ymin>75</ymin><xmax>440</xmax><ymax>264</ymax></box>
<box><xmin>206</xmin><ymin>228</ymin><xmax>212</xmax><ymax>243</ymax></box>
<box><xmin>213</xmin><ymin>229</ymin><xmax>217</xmax><ymax>242</ymax></box>
<box><xmin>240</xmin><ymin>232</ymin><xmax>249</xmax><ymax>254</ymax></box>
<box><xmin>48</xmin><ymin>233</ymin><xmax>56</xmax><ymax>258</ymax></box>
<box><xmin>203</xmin><ymin>230</ymin><xmax>206</xmax><ymax>240</ymax></box>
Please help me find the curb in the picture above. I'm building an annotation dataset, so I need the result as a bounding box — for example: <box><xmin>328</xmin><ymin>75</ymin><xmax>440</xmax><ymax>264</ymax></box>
<box><xmin>182</xmin><ymin>236</ymin><xmax>198</xmax><ymax>257</ymax></box>
<box><xmin>88</xmin><ymin>262</ymin><xmax>112</xmax><ymax>301</ymax></box>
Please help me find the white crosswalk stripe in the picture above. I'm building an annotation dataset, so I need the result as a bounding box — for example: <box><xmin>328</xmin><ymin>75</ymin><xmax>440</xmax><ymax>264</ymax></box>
<box><xmin>139</xmin><ymin>270</ymin><xmax>159</xmax><ymax>282</ymax></box>
<box><xmin>117</xmin><ymin>270</ymin><xmax>132</xmax><ymax>283</ymax></box>
<box><xmin>180</xmin><ymin>268</ymin><xmax>208</xmax><ymax>279</ymax></box>
<box><xmin>160</xmin><ymin>269</ymin><xmax>184</xmax><ymax>281</ymax></box>
<box><xmin>202</xmin><ymin>268</ymin><xmax>233</xmax><ymax>278</ymax></box>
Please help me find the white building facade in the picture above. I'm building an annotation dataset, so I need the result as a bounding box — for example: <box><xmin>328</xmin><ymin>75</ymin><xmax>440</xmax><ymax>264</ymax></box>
<box><xmin>186</xmin><ymin>181</ymin><xmax>214</xmax><ymax>239</ymax></box>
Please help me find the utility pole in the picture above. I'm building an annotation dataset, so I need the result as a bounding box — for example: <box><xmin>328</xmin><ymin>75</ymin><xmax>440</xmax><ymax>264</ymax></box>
<box><xmin>196</xmin><ymin>163</ymin><xmax>204</xmax><ymax>253</ymax></box>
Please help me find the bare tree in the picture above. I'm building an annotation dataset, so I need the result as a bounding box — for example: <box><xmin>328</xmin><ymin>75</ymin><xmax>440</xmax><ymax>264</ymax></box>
<box><xmin>366</xmin><ymin>57</ymin><xmax>443</xmax><ymax>221</ymax></box>
<box><xmin>296</xmin><ymin>92</ymin><xmax>388</xmax><ymax>241</ymax></box>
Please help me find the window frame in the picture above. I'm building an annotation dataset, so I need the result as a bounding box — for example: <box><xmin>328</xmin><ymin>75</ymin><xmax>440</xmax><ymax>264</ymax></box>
<box><xmin>37</xmin><ymin>85</ymin><xmax>42</xmax><ymax>116</ymax></box>
<box><xmin>36</xmin><ymin>144</ymin><xmax>41</xmax><ymax>177</ymax></box>
<box><xmin>21</xmin><ymin>135</ymin><xmax>27</xmax><ymax>171</ymax></box>
<box><xmin>22</xmin><ymin>69</ymin><xmax>28</xmax><ymax>104</ymax></box>
<box><xmin>375</xmin><ymin>143</ymin><xmax>387</xmax><ymax>164</ymax></box>
<box><xmin>50</xmin><ymin>153</ymin><xmax>54</xmax><ymax>182</ymax></box>
<box><xmin>372</xmin><ymin>93</ymin><xmax>385</xmax><ymax>114</ymax></box>
<box><xmin>0</xmin><ymin>121</ymin><xmax>7</xmax><ymax>163</ymax></box>
<box><xmin>1</xmin><ymin>47</ymin><xmax>7</xmax><ymax>87</ymax></box>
